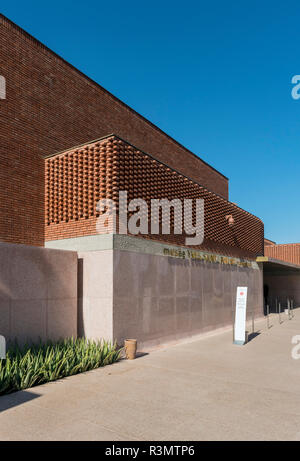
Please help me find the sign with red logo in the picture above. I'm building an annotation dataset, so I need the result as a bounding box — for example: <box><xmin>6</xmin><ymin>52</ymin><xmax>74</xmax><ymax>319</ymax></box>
<box><xmin>234</xmin><ymin>287</ymin><xmax>248</xmax><ymax>345</ymax></box>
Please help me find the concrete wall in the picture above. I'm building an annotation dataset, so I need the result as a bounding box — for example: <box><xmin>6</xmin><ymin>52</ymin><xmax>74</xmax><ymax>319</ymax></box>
<box><xmin>77</xmin><ymin>250</ymin><xmax>113</xmax><ymax>341</ymax></box>
<box><xmin>75</xmin><ymin>236</ymin><xmax>264</xmax><ymax>349</ymax></box>
<box><xmin>0</xmin><ymin>237</ymin><xmax>264</xmax><ymax>348</ymax></box>
<box><xmin>0</xmin><ymin>242</ymin><xmax>77</xmax><ymax>344</ymax></box>
<box><xmin>113</xmin><ymin>250</ymin><xmax>263</xmax><ymax>349</ymax></box>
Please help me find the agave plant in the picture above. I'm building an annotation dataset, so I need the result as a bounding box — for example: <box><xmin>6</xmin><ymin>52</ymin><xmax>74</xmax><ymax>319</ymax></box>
<box><xmin>0</xmin><ymin>338</ymin><xmax>121</xmax><ymax>396</ymax></box>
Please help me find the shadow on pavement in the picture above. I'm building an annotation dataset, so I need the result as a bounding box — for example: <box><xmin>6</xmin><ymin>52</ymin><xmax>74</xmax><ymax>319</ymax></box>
<box><xmin>247</xmin><ymin>331</ymin><xmax>261</xmax><ymax>342</ymax></box>
<box><xmin>0</xmin><ymin>390</ymin><xmax>41</xmax><ymax>413</ymax></box>
<box><xmin>135</xmin><ymin>352</ymin><xmax>149</xmax><ymax>359</ymax></box>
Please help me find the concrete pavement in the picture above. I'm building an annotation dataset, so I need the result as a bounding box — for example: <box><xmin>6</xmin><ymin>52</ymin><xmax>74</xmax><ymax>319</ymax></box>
<box><xmin>1</xmin><ymin>311</ymin><xmax>300</xmax><ymax>440</ymax></box>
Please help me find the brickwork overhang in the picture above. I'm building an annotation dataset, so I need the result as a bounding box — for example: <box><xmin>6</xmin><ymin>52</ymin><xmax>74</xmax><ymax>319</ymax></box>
<box><xmin>45</xmin><ymin>134</ymin><xmax>264</xmax><ymax>259</ymax></box>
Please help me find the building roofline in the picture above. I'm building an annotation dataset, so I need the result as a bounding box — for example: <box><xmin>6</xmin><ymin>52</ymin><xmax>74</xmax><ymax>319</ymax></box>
<box><xmin>45</xmin><ymin>133</ymin><xmax>263</xmax><ymax>225</ymax></box>
<box><xmin>0</xmin><ymin>13</ymin><xmax>229</xmax><ymax>182</ymax></box>
<box><xmin>257</xmin><ymin>256</ymin><xmax>300</xmax><ymax>271</ymax></box>
<box><xmin>269</xmin><ymin>243</ymin><xmax>300</xmax><ymax>247</ymax></box>
<box><xmin>264</xmin><ymin>238</ymin><xmax>276</xmax><ymax>244</ymax></box>
<box><xmin>43</xmin><ymin>133</ymin><xmax>118</xmax><ymax>159</ymax></box>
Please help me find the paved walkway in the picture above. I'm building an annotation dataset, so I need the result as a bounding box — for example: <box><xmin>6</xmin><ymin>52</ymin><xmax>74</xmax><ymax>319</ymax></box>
<box><xmin>1</xmin><ymin>312</ymin><xmax>300</xmax><ymax>440</ymax></box>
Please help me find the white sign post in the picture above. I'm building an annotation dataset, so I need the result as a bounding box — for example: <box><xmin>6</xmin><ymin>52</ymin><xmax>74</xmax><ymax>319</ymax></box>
<box><xmin>234</xmin><ymin>287</ymin><xmax>248</xmax><ymax>345</ymax></box>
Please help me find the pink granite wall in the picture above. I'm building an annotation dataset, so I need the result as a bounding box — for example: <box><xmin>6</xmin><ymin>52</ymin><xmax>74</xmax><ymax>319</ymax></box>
<box><xmin>0</xmin><ymin>242</ymin><xmax>77</xmax><ymax>344</ymax></box>
<box><xmin>113</xmin><ymin>249</ymin><xmax>263</xmax><ymax>349</ymax></box>
<box><xmin>77</xmin><ymin>240</ymin><xmax>263</xmax><ymax>349</ymax></box>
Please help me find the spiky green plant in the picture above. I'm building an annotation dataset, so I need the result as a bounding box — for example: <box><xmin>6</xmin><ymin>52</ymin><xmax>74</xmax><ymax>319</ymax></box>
<box><xmin>0</xmin><ymin>338</ymin><xmax>121</xmax><ymax>396</ymax></box>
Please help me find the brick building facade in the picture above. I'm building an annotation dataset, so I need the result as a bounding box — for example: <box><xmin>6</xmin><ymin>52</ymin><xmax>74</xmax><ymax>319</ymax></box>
<box><xmin>0</xmin><ymin>14</ymin><xmax>269</xmax><ymax>348</ymax></box>
<box><xmin>0</xmin><ymin>14</ymin><xmax>229</xmax><ymax>247</ymax></box>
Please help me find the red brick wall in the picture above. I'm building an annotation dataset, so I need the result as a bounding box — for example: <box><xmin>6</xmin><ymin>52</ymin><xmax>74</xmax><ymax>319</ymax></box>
<box><xmin>265</xmin><ymin>244</ymin><xmax>300</xmax><ymax>266</ymax></box>
<box><xmin>0</xmin><ymin>15</ymin><xmax>228</xmax><ymax>246</ymax></box>
<box><xmin>45</xmin><ymin>136</ymin><xmax>263</xmax><ymax>259</ymax></box>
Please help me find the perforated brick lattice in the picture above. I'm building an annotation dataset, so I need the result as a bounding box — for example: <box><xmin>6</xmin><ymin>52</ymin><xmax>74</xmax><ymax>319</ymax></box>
<box><xmin>45</xmin><ymin>135</ymin><xmax>264</xmax><ymax>259</ymax></box>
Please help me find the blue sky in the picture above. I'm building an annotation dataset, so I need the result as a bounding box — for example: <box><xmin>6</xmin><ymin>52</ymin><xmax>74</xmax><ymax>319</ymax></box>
<box><xmin>2</xmin><ymin>1</ymin><xmax>300</xmax><ymax>243</ymax></box>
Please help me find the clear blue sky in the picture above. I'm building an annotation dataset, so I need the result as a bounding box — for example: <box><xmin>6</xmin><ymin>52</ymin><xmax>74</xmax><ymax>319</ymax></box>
<box><xmin>2</xmin><ymin>1</ymin><xmax>300</xmax><ymax>243</ymax></box>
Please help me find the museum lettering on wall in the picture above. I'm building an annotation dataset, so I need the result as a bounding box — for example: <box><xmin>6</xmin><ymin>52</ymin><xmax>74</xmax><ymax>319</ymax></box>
<box><xmin>163</xmin><ymin>247</ymin><xmax>253</xmax><ymax>268</ymax></box>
